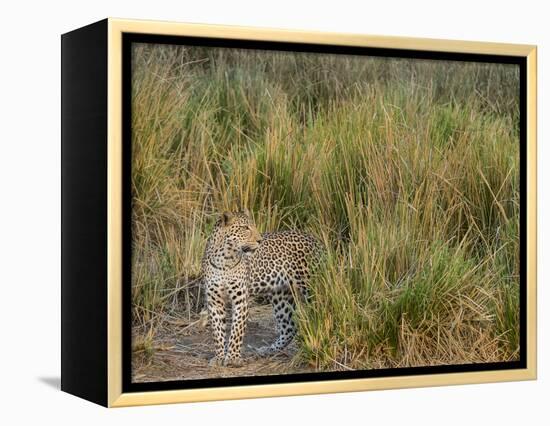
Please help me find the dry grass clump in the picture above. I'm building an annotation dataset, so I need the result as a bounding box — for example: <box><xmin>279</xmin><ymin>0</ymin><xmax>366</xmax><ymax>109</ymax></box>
<box><xmin>131</xmin><ymin>42</ymin><xmax>520</xmax><ymax>370</ymax></box>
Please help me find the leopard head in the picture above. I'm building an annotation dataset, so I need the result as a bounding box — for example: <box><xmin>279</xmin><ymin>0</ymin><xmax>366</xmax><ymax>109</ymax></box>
<box><xmin>216</xmin><ymin>209</ymin><xmax>262</xmax><ymax>257</ymax></box>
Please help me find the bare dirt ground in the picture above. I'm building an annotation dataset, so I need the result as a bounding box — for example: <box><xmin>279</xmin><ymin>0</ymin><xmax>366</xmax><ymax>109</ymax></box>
<box><xmin>132</xmin><ymin>303</ymin><xmax>316</xmax><ymax>382</ymax></box>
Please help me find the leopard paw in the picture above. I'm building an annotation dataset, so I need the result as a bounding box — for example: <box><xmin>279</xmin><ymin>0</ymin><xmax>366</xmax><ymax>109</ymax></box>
<box><xmin>256</xmin><ymin>345</ymin><xmax>278</xmax><ymax>357</ymax></box>
<box><xmin>224</xmin><ymin>356</ymin><xmax>244</xmax><ymax>367</ymax></box>
<box><xmin>208</xmin><ymin>356</ymin><xmax>225</xmax><ymax>367</ymax></box>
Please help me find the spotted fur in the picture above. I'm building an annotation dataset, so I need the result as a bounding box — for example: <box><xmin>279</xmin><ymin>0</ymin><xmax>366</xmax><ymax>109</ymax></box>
<box><xmin>201</xmin><ymin>210</ymin><xmax>322</xmax><ymax>366</ymax></box>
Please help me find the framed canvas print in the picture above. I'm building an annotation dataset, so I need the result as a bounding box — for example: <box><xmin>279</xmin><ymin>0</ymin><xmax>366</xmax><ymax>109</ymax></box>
<box><xmin>61</xmin><ymin>18</ymin><xmax>537</xmax><ymax>407</ymax></box>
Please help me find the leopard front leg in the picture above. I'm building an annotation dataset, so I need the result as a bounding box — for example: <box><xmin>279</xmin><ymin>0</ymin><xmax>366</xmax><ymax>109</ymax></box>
<box><xmin>206</xmin><ymin>286</ymin><xmax>227</xmax><ymax>366</ymax></box>
<box><xmin>224</xmin><ymin>285</ymin><xmax>249</xmax><ymax>367</ymax></box>
<box><xmin>258</xmin><ymin>288</ymin><xmax>296</xmax><ymax>356</ymax></box>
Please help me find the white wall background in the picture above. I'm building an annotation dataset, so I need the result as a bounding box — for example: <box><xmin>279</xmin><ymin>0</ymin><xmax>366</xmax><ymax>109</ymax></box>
<box><xmin>0</xmin><ymin>0</ymin><xmax>546</xmax><ymax>423</ymax></box>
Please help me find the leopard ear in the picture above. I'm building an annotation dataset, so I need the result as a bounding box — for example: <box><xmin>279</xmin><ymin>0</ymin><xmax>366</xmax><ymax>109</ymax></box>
<box><xmin>242</xmin><ymin>207</ymin><xmax>251</xmax><ymax>218</ymax></box>
<box><xmin>221</xmin><ymin>211</ymin><xmax>234</xmax><ymax>226</ymax></box>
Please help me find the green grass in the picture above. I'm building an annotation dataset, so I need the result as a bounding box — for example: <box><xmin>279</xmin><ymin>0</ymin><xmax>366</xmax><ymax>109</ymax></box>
<box><xmin>131</xmin><ymin>43</ymin><xmax>520</xmax><ymax>369</ymax></box>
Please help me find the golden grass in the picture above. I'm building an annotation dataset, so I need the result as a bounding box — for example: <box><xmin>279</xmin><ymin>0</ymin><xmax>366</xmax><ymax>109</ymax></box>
<box><xmin>131</xmin><ymin>42</ymin><xmax>520</xmax><ymax>371</ymax></box>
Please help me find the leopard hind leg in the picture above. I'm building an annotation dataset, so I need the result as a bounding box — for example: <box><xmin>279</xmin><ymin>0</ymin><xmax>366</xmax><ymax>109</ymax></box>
<box><xmin>258</xmin><ymin>287</ymin><xmax>296</xmax><ymax>356</ymax></box>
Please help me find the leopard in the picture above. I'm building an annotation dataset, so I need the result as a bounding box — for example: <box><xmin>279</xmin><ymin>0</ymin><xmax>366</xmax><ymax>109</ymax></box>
<box><xmin>201</xmin><ymin>209</ymin><xmax>322</xmax><ymax>367</ymax></box>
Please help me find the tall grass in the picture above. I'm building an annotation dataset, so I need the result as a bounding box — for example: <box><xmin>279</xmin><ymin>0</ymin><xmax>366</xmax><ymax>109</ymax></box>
<box><xmin>131</xmin><ymin>43</ymin><xmax>520</xmax><ymax>368</ymax></box>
